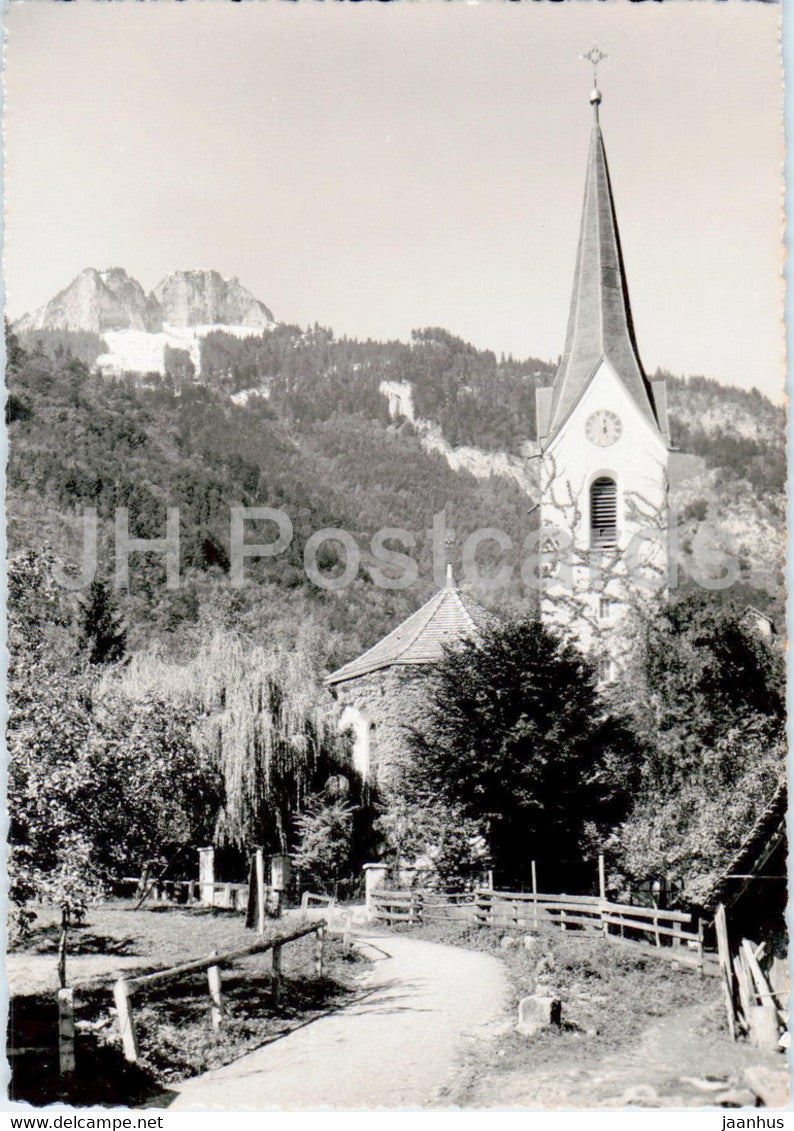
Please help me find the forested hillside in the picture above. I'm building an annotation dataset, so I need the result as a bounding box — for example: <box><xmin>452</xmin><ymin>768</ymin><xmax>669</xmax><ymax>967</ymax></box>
<box><xmin>7</xmin><ymin>323</ymin><xmax>785</xmax><ymax>671</ymax></box>
<box><xmin>6</xmin><ymin>328</ymin><xmax>536</xmax><ymax>669</ymax></box>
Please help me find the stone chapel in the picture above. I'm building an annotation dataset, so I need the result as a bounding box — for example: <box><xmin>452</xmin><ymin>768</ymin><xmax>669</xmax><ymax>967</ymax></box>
<box><xmin>325</xmin><ymin>567</ymin><xmax>490</xmax><ymax>797</ymax></box>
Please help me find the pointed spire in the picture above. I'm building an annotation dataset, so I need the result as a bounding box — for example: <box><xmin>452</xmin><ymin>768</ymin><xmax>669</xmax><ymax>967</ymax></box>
<box><xmin>544</xmin><ymin>99</ymin><xmax>661</xmax><ymax>438</ymax></box>
<box><xmin>445</xmin><ymin>562</ymin><xmax>454</xmax><ymax>588</ymax></box>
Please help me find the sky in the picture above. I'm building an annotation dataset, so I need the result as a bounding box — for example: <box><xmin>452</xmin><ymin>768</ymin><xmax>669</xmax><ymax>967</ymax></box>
<box><xmin>3</xmin><ymin>0</ymin><xmax>784</xmax><ymax>399</ymax></box>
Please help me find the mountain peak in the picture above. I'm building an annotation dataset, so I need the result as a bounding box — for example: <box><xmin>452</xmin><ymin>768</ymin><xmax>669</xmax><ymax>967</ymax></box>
<box><xmin>152</xmin><ymin>269</ymin><xmax>273</xmax><ymax>329</ymax></box>
<box><xmin>16</xmin><ymin>267</ymin><xmax>275</xmax><ymax>337</ymax></box>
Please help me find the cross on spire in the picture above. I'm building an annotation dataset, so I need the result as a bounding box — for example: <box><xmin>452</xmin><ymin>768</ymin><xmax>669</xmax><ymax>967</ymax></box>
<box><xmin>582</xmin><ymin>44</ymin><xmax>607</xmax><ymax>86</ymax></box>
<box><xmin>581</xmin><ymin>45</ymin><xmax>607</xmax><ymax>120</ymax></box>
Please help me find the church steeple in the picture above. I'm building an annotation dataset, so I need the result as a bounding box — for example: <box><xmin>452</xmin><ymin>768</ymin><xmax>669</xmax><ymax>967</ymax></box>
<box><xmin>540</xmin><ymin>84</ymin><xmax>663</xmax><ymax>441</ymax></box>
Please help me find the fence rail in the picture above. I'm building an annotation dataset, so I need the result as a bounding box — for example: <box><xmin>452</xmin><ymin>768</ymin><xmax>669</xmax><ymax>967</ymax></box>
<box><xmin>370</xmin><ymin>887</ymin><xmax>704</xmax><ymax>969</ymax></box>
<box><xmin>110</xmin><ymin>920</ymin><xmax>327</xmax><ymax>1063</ymax></box>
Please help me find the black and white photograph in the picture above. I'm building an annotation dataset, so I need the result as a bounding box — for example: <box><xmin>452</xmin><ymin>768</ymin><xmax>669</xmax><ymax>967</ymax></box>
<box><xmin>2</xmin><ymin>0</ymin><xmax>789</xmax><ymax>1116</ymax></box>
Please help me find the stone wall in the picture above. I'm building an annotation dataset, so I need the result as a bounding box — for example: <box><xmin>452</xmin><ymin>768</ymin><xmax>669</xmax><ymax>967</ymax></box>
<box><xmin>331</xmin><ymin>666</ymin><xmax>434</xmax><ymax>799</ymax></box>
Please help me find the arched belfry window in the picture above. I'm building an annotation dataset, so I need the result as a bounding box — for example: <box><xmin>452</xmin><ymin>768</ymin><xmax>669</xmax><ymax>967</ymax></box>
<box><xmin>590</xmin><ymin>477</ymin><xmax>618</xmax><ymax>549</ymax></box>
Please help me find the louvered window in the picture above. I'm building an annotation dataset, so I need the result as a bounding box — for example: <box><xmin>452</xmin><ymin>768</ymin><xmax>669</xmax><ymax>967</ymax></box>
<box><xmin>590</xmin><ymin>477</ymin><xmax>617</xmax><ymax>549</ymax></box>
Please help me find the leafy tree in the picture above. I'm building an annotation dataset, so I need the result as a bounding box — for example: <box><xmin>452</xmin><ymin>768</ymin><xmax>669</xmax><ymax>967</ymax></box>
<box><xmin>114</xmin><ymin>628</ymin><xmax>350</xmax><ymax>854</ymax></box>
<box><xmin>293</xmin><ymin>795</ymin><xmax>355</xmax><ymax>897</ymax></box>
<box><xmin>616</xmin><ymin>593</ymin><xmax>784</xmax><ymax>790</ymax></box>
<box><xmin>612</xmin><ymin>593</ymin><xmax>785</xmax><ymax>900</ymax></box>
<box><xmin>402</xmin><ymin>618</ymin><xmax>640</xmax><ymax>890</ymax></box>
<box><xmin>77</xmin><ymin>579</ymin><xmax>127</xmax><ymax>665</ymax></box>
<box><xmin>87</xmin><ymin>687</ymin><xmax>223</xmax><ymax>878</ymax></box>
<box><xmin>7</xmin><ymin>551</ymin><xmax>104</xmax><ymax>970</ymax></box>
<box><xmin>375</xmin><ymin>800</ymin><xmax>489</xmax><ymax>889</ymax></box>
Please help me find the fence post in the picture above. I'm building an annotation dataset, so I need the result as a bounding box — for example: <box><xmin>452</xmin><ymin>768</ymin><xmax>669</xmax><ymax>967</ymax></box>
<box><xmin>696</xmin><ymin>918</ymin><xmax>705</xmax><ymax>978</ymax></box>
<box><xmin>342</xmin><ymin>910</ymin><xmax>353</xmax><ymax>949</ymax></box>
<box><xmin>560</xmin><ymin>908</ymin><xmax>567</xmax><ymax>931</ymax></box>
<box><xmin>363</xmin><ymin>863</ymin><xmax>389</xmax><ymax>922</ymax></box>
<box><xmin>598</xmin><ymin>853</ymin><xmax>608</xmax><ymax>939</ymax></box>
<box><xmin>208</xmin><ymin>951</ymin><xmax>223</xmax><ymax>1029</ymax></box>
<box><xmin>272</xmin><ymin>943</ymin><xmax>283</xmax><ymax>1006</ymax></box>
<box><xmin>531</xmin><ymin>860</ymin><xmax>538</xmax><ymax>931</ymax></box>
<box><xmin>57</xmin><ymin>987</ymin><xmax>76</xmax><ymax>1076</ymax></box>
<box><xmin>314</xmin><ymin>925</ymin><xmax>326</xmax><ymax>978</ymax></box>
<box><xmin>255</xmin><ymin>850</ymin><xmax>266</xmax><ymax>933</ymax></box>
<box><xmin>113</xmin><ymin>978</ymin><xmax>139</xmax><ymax>1063</ymax></box>
<box><xmin>199</xmin><ymin>846</ymin><xmax>215</xmax><ymax>907</ymax></box>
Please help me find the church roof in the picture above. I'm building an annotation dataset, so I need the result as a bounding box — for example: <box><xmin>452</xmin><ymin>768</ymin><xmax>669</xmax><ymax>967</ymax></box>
<box><xmin>540</xmin><ymin>104</ymin><xmax>664</xmax><ymax>441</ymax></box>
<box><xmin>325</xmin><ymin>573</ymin><xmax>490</xmax><ymax>685</ymax></box>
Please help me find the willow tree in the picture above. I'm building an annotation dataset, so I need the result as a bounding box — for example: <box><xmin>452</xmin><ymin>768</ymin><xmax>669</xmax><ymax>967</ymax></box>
<box><xmin>113</xmin><ymin>628</ymin><xmax>346</xmax><ymax>853</ymax></box>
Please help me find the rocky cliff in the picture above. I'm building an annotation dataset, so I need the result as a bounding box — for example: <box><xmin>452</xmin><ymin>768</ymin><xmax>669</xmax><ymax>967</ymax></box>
<box><xmin>17</xmin><ymin>267</ymin><xmax>273</xmax><ymax>336</ymax></box>
<box><xmin>17</xmin><ymin>267</ymin><xmax>162</xmax><ymax>335</ymax></box>
<box><xmin>152</xmin><ymin>269</ymin><xmax>273</xmax><ymax>328</ymax></box>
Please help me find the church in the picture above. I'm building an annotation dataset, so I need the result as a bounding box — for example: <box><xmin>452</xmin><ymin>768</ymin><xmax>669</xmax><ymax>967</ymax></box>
<box><xmin>534</xmin><ymin>74</ymin><xmax>671</xmax><ymax>678</ymax></box>
<box><xmin>328</xmin><ymin>70</ymin><xmax>671</xmax><ymax>788</ymax></box>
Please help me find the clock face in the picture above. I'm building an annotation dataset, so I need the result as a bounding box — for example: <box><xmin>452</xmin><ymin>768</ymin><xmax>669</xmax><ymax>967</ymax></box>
<box><xmin>585</xmin><ymin>409</ymin><xmax>622</xmax><ymax>447</ymax></box>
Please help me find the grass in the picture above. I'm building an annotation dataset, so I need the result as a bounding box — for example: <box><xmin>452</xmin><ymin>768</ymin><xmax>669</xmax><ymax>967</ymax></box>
<box><xmin>10</xmin><ymin>901</ymin><xmax>284</xmax><ymax>963</ymax></box>
<box><xmin>10</xmin><ymin>901</ymin><xmax>367</xmax><ymax>1107</ymax></box>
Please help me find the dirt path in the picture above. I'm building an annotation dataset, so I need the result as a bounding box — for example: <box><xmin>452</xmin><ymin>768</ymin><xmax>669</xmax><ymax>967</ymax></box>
<box><xmin>169</xmin><ymin>930</ymin><xmax>509</xmax><ymax>1110</ymax></box>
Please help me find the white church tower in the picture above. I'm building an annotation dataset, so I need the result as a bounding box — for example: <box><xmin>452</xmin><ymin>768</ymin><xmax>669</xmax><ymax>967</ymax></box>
<box><xmin>535</xmin><ymin>61</ymin><xmax>671</xmax><ymax>677</ymax></box>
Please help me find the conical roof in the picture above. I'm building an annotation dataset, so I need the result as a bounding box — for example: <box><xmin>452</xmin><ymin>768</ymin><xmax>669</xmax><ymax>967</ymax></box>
<box><xmin>543</xmin><ymin>112</ymin><xmax>661</xmax><ymax>439</ymax></box>
<box><xmin>325</xmin><ymin>574</ymin><xmax>490</xmax><ymax>686</ymax></box>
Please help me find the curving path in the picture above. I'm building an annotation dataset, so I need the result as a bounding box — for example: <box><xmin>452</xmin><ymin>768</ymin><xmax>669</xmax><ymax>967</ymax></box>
<box><xmin>170</xmin><ymin>931</ymin><xmax>508</xmax><ymax>1110</ymax></box>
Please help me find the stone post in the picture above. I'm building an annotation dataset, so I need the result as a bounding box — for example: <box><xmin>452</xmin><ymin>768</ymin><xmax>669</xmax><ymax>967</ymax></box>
<box><xmin>199</xmin><ymin>846</ymin><xmax>215</xmax><ymax>907</ymax></box>
<box><xmin>363</xmin><ymin>862</ymin><xmax>388</xmax><ymax>921</ymax></box>
<box><xmin>270</xmin><ymin>854</ymin><xmax>292</xmax><ymax>893</ymax></box>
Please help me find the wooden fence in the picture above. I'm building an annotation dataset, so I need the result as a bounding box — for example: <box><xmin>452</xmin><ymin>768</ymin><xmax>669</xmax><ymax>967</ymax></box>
<box><xmin>714</xmin><ymin>903</ymin><xmax>787</xmax><ymax>1051</ymax></box>
<box><xmin>371</xmin><ymin>887</ymin><xmax>705</xmax><ymax>970</ymax></box>
<box><xmin>51</xmin><ymin>920</ymin><xmax>328</xmax><ymax>1073</ymax></box>
<box><xmin>110</xmin><ymin>919</ymin><xmax>327</xmax><ymax>1063</ymax></box>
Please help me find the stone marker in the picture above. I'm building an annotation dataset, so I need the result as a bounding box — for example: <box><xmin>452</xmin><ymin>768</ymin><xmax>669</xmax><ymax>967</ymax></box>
<box><xmin>517</xmin><ymin>994</ymin><xmax>561</xmax><ymax>1036</ymax></box>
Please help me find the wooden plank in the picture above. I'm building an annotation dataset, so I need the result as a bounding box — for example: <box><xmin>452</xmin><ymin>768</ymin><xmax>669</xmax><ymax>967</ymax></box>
<box><xmin>125</xmin><ymin>921</ymin><xmax>325</xmax><ymax>991</ymax></box>
<box><xmin>600</xmin><ymin>915</ymin><xmax>698</xmax><ymax>942</ymax></box>
<box><xmin>741</xmin><ymin>939</ymin><xmax>773</xmax><ymax>1002</ymax></box>
<box><xmin>733</xmin><ymin>953</ymin><xmax>753</xmax><ymax>1028</ymax></box>
<box><xmin>272</xmin><ymin>943</ymin><xmax>283</xmax><ymax>1007</ymax></box>
<box><xmin>484</xmin><ymin>889</ymin><xmax>599</xmax><ymax>906</ymax></box>
<box><xmin>714</xmin><ymin>905</ymin><xmax>736</xmax><ymax>1039</ymax></box>
<box><xmin>255</xmin><ymin>849</ymin><xmax>266</xmax><ymax>934</ymax></box>
<box><xmin>207</xmin><ymin>953</ymin><xmax>223</xmax><ymax>1030</ymax></box>
<box><xmin>314</xmin><ymin>925</ymin><xmax>326</xmax><ymax>978</ymax></box>
<box><xmin>57</xmin><ymin>987</ymin><xmax>76</xmax><ymax>1076</ymax></box>
<box><xmin>493</xmin><ymin>898</ymin><xmax>599</xmax><ymax>915</ymax></box>
<box><xmin>747</xmin><ymin>1004</ymin><xmax>780</xmax><ymax>1051</ymax></box>
<box><xmin>598</xmin><ymin>856</ymin><xmax>608</xmax><ymax>939</ymax></box>
<box><xmin>531</xmin><ymin>861</ymin><xmax>539</xmax><ymax>931</ymax></box>
<box><xmin>601</xmin><ymin>900</ymin><xmax>694</xmax><ymax>923</ymax></box>
<box><xmin>113</xmin><ymin>978</ymin><xmax>139</xmax><ymax>1063</ymax></box>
